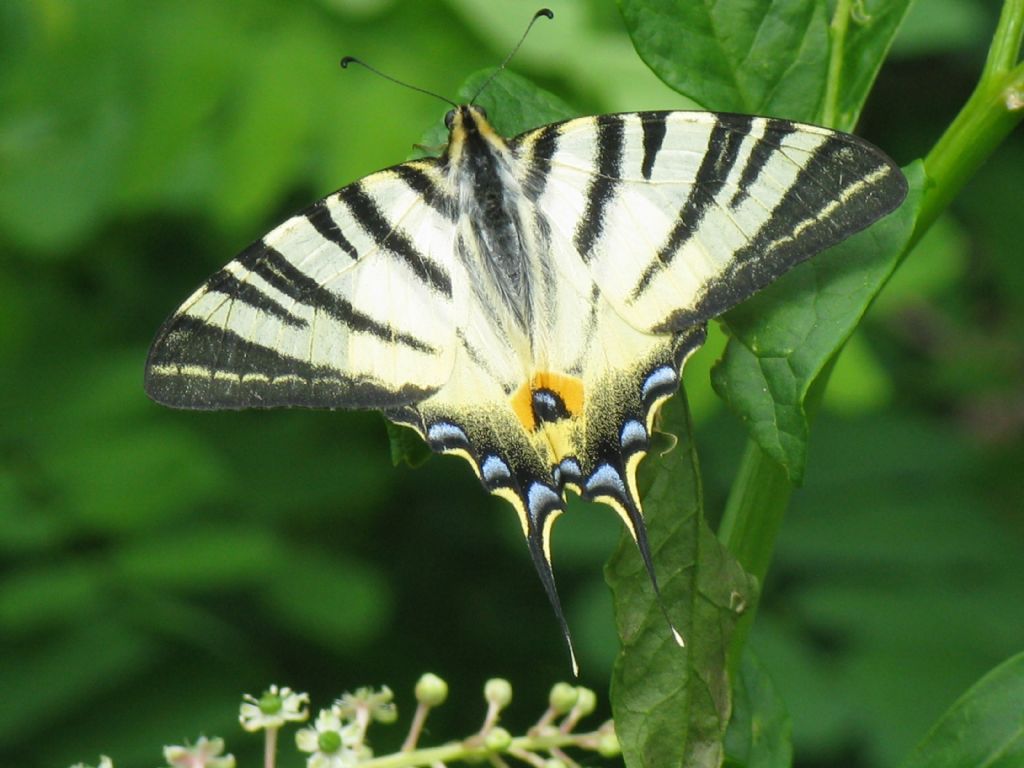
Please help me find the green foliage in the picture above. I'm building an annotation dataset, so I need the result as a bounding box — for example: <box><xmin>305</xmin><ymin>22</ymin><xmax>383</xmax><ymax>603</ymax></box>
<box><xmin>610</xmin><ymin>0</ymin><xmax>1024</xmax><ymax>765</ymax></box>
<box><xmin>898</xmin><ymin>651</ymin><xmax>1024</xmax><ymax>768</ymax></box>
<box><xmin>607</xmin><ymin>396</ymin><xmax>757</xmax><ymax>767</ymax></box>
<box><xmin>724</xmin><ymin>651</ymin><xmax>792</xmax><ymax>768</ymax></box>
<box><xmin>617</xmin><ymin>0</ymin><xmax>831</xmax><ymax>119</ymax></box>
<box><xmin>619</xmin><ymin>0</ymin><xmax>925</xmax><ymax>485</ymax></box>
<box><xmin>1</xmin><ymin>1</ymin><xmax>1022</xmax><ymax>767</ymax></box>
<box><xmin>711</xmin><ymin>168</ymin><xmax>924</xmax><ymax>483</ymax></box>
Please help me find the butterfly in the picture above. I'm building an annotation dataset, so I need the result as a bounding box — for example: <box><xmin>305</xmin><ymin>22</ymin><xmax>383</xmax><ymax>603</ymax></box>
<box><xmin>145</xmin><ymin>16</ymin><xmax>907</xmax><ymax>671</ymax></box>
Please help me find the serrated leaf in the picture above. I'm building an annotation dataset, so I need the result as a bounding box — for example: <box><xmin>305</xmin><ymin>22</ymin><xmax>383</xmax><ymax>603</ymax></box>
<box><xmin>617</xmin><ymin>0</ymin><xmax>830</xmax><ymax>119</ymax></box>
<box><xmin>898</xmin><ymin>651</ymin><xmax>1024</xmax><ymax>768</ymax></box>
<box><xmin>607</xmin><ymin>393</ymin><xmax>758</xmax><ymax>768</ymax></box>
<box><xmin>725</xmin><ymin>650</ymin><xmax>794</xmax><ymax>768</ymax></box>
<box><xmin>710</xmin><ymin>162</ymin><xmax>924</xmax><ymax>484</ymax></box>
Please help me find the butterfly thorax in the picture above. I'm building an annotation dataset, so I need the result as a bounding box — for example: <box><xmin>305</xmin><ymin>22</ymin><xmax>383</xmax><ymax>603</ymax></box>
<box><xmin>446</xmin><ymin>105</ymin><xmax>535</xmax><ymax>337</ymax></box>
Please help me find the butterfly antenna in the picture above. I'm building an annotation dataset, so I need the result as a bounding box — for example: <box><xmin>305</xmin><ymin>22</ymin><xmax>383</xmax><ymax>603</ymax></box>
<box><xmin>340</xmin><ymin>56</ymin><xmax>458</xmax><ymax>109</ymax></box>
<box><xmin>470</xmin><ymin>8</ymin><xmax>554</xmax><ymax>105</ymax></box>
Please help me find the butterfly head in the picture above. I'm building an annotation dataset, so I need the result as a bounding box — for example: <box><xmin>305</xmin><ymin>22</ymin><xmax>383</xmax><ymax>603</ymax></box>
<box><xmin>443</xmin><ymin>104</ymin><xmax>507</xmax><ymax>163</ymax></box>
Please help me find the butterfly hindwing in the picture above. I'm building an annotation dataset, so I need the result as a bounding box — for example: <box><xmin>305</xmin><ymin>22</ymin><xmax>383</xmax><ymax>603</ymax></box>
<box><xmin>145</xmin><ymin>159</ymin><xmax>460</xmax><ymax>411</ymax></box>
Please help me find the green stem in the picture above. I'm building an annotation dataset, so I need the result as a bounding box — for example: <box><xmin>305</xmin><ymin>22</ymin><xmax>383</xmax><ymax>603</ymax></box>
<box><xmin>359</xmin><ymin>730</ymin><xmax>599</xmax><ymax>768</ymax></box>
<box><xmin>983</xmin><ymin>0</ymin><xmax>1024</xmax><ymax>82</ymax></box>
<box><xmin>912</xmin><ymin>0</ymin><xmax>1024</xmax><ymax>247</ymax></box>
<box><xmin>821</xmin><ymin>0</ymin><xmax>854</xmax><ymax>127</ymax></box>
<box><xmin>717</xmin><ymin>440</ymin><xmax>792</xmax><ymax>677</ymax></box>
<box><xmin>264</xmin><ymin>727</ymin><xmax>278</xmax><ymax>768</ymax></box>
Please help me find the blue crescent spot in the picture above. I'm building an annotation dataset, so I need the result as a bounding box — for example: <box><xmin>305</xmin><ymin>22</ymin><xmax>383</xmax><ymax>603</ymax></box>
<box><xmin>641</xmin><ymin>365</ymin><xmax>676</xmax><ymax>400</ymax></box>
<box><xmin>553</xmin><ymin>458</ymin><xmax>581</xmax><ymax>486</ymax></box>
<box><xmin>481</xmin><ymin>455</ymin><xmax>511</xmax><ymax>484</ymax></box>
<box><xmin>427</xmin><ymin>421</ymin><xmax>469</xmax><ymax>447</ymax></box>
<box><xmin>620</xmin><ymin>419</ymin><xmax>647</xmax><ymax>448</ymax></box>
<box><xmin>557</xmin><ymin>457</ymin><xmax>582</xmax><ymax>484</ymax></box>
<box><xmin>585</xmin><ymin>463</ymin><xmax>627</xmax><ymax>497</ymax></box>
<box><xmin>527</xmin><ymin>482</ymin><xmax>562</xmax><ymax>523</ymax></box>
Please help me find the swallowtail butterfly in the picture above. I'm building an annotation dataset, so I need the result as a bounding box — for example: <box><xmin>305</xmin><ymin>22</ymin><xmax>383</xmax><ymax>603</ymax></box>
<box><xmin>145</xmin><ymin>14</ymin><xmax>907</xmax><ymax>669</ymax></box>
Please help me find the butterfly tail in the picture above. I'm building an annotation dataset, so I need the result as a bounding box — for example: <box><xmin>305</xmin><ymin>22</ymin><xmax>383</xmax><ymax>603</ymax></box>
<box><xmin>619</xmin><ymin>493</ymin><xmax>685</xmax><ymax>647</ymax></box>
<box><xmin>526</xmin><ymin>528</ymin><xmax>578</xmax><ymax>676</ymax></box>
<box><xmin>522</xmin><ymin>490</ymin><xmax>578</xmax><ymax>676</ymax></box>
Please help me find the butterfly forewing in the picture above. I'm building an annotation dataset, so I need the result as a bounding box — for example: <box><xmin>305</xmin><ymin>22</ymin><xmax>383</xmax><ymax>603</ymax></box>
<box><xmin>145</xmin><ymin>160</ymin><xmax>460</xmax><ymax>410</ymax></box>
<box><xmin>514</xmin><ymin>111</ymin><xmax>908</xmax><ymax>335</ymax></box>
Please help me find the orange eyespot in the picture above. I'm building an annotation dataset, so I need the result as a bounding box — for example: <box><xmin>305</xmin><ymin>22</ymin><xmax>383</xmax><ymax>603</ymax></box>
<box><xmin>511</xmin><ymin>372</ymin><xmax>585</xmax><ymax>432</ymax></box>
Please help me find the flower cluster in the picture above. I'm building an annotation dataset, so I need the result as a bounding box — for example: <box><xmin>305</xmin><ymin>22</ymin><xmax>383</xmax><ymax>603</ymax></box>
<box><xmin>68</xmin><ymin>675</ymin><xmax>618</xmax><ymax>768</ymax></box>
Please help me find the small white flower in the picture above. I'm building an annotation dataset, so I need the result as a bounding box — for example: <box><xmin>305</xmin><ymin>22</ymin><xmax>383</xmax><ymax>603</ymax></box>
<box><xmin>69</xmin><ymin>757</ymin><xmax>113</xmax><ymax>768</ymax></box>
<box><xmin>295</xmin><ymin>708</ymin><xmax>370</xmax><ymax>768</ymax></box>
<box><xmin>239</xmin><ymin>685</ymin><xmax>310</xmax><ymax>732</ymax></box>
<box><xmin>163</xmin><ymin>736</ymin><xmax>235</xmax><ymax>768</ymax></box>
<box><xmin>335</xmin><ymin>686</ymin><xmax>396</xmax><ymax>724</ymax></box>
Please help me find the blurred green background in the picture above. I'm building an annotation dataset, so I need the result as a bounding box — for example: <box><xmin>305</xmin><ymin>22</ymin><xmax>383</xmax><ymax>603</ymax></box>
<box><xmin>1</xmin><ymin>1</ymin><xmax>1021</xmax><ymax>766</ymax></box>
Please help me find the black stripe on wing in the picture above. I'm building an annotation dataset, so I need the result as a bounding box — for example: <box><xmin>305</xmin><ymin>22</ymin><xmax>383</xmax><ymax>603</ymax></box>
<box><xmin>728</xmin><ymin>118</ymin><xmax>797</xmax><ymax>208</ymax></box>
<box><xmin>640</xmin><ymin>111</ymin><xmax>670</xmax><ymax>180</ymax></box>
<box><xmin>307</xmin><ymin>199</ymin><xmax>359</xmax><ymax>260</ymax></box>
<box><xmin>145</xmin><ymin>316</ymin><xmax>434</xmax><ymax>410</ymax></box>
<box><xmin>652</xmin><ymin>132</ymin><xmax>908</xmax><ymax>332</ymax></box>
<box><xmin>236</xmin><ymin>243</ymin><xmax>438</xmax><ymax>355</ymax></box>
<box><xmin>574</xmin><ymin>114</ymin><xmax>625</xmax><ymax>260</ymax></box>
<box><xmin>390</xmin><ymin>164</ymin><xmax>457</xmax><ymax>222</ymax></box>
<box><xmin>338</xmin><ymin>182</ymin><xmax>453</xmax><ymax>297</ymax></box>
<box><xmin>203</xmin><ymin>269</ymin><xmax>308</xmax><ymax>328</ymax></box>
<box><xmin>518</xmin><ymin>122</ymin><xmax>562</xmax><ymax>201</ymax></box>
<box><xmin>632</xmin><ymin>114</ymin><xmax>754</xmax><ymax>296</ymax></box>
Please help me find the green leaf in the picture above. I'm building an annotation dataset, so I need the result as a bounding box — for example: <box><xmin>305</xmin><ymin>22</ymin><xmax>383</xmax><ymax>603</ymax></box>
<box><xmin>725</xmin><ymin>650</ymin><xmax>793</xmax><ymax>768</ymax></box>
<box><xmin>416</xmin><ymin>68</ymin><xmax>577</xmax><ymax>153</ymax></box>
<box><xmin>463</xmin><ymin>69</ymin><xmax>577</xmax><ymax>135</ymax></box>
<box><xmin>386</xmin><ymin>420</ymin><xmax>433</xmax><ymax>468</ymax></box>
<box><xmin>829</xmin><ymin>0</ymin><xmax>917</xmax><ymax>130</ymax></box>
<box><xmin>746</xmin><ymin>411</ymin><xmax>1024</xmax><ymax>763</ymax></box>
<box><xmin>617</xmin><ymin>0</ymin><xmax>830</xmax><ymax>119</ymax></box>
<box><xmin>899</xmin><ymin>651</ymin><xmax>1024</xmax><ymax>768</ymax></box>
<box><xmin>710</xmin><ymin>162</ymin><xmax>924</xmax><ymax>484</ymax></box>
<box><xmin>607</xmin><ymin>393</ymin><xmax>758</xmax><ymax>768</ymax></box>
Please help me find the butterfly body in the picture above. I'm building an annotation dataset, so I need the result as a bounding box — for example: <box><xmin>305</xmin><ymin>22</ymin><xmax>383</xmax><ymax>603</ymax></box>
<box><xmin>146</xmin><ymin>101</ymin><xmax>907</xmax><ymax>666</ymax></box>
